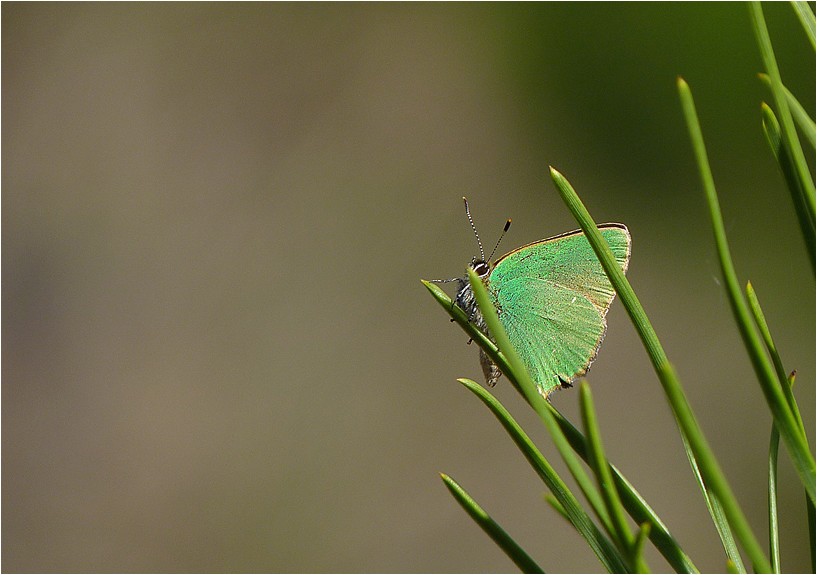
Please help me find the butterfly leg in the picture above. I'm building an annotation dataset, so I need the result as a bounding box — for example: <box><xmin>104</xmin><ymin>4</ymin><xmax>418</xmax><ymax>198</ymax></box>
<box><xmin>480</xmin><ymin>349</ymin><xmax>502</xmax><ymax>387</ymax></box>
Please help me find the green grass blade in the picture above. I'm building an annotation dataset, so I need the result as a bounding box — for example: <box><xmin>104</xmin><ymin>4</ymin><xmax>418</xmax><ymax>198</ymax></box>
<box><xmin>760</xmin><ymin>103</ymin><xmax>816</xmax><ymax>269</ymax></box>
<box><xmin>790</xmin><ymin>0</ymin><xmax>816</xmax><ymax>49</ymax></box>
<box><xmin>578</xmin><ymin>382</ymin><xmax>640</xmax><ymax>562</ymax></box>
<box><xmin>677</xmin><ymin>77</ymin><xmax>815</xmax><ymax>507</ymax></box>
<box><xmin>750</xmin><ymin>2</ymin><xmax>816</xmax><ymax>222</ymax></box>
<box><xmin>769</xmin><ymin>421</ymin><xmax>782</xmax><ymax>573</ymax></box>
<box><xmin>680</xmin><ymin>423</ymin><xmax>746</xmax><ymax>572</ymax></box>
<box><xmin>440</xmin><ymin>473</ymin><xmax>545</xmax><ymax>574</ymax></box>
<box><xmin>544</xmin><ymin>494</ymin><xmax>571</xmax><ymax>523</ymax></box>
<box><xmin>768</xmin><ymin>370</ymin><xmax>802</xmax><ymax>573</ymax></box>
<box><xmin>758</xmin><ymin>74</ymin><xmax>816</xmax><ymax>149</ymax></box>
<box><xmin>743</xmin><ymin>283</ymin><xmax>812</xmax><ymax>569</ymax></box>
<box><xmin>746</xmin><ymin>281</ymin><xmax>788</xmax><ymax>384</ymax></box>
<box><xmin>632</xmin><ymin>523</ymin><xmax>652</xmax><ymax>575</ymax></box>
<box><xmin>550</xmin><ymin>164</ymin><xmax>774</xmax><ymax>572</ymax></box>
<box><xmin>808</xmin><ymin>490</ymin><xmax>816</xmax><ymax>572</ymax></box>
<box><xmin>746</xmin><ymin>281</ymin><xmax>807</xmax><ymax>438</ymax></box>
<box><xmin>456</xmin><ymin>377</ymin><xmax>628</xmax><ymax>573</ymax></box>
<box><xmin>549</xmin><ymin>406</ymin><xmax>699</xmax><ymax>573</ymax></box>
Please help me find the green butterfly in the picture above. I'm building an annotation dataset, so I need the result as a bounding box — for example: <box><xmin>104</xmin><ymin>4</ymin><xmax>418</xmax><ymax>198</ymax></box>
<box><xmin>434</xmin><ymin>198</ymin><xmax>631</xmax><ymax>398</ymax></box>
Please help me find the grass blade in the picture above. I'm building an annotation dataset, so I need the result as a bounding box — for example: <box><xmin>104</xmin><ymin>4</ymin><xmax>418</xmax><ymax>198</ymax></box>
<box><xmin>769</xmin><ymin>419</ymin><xmax>782</xmax><ymax>573</ymax></box>
<box><xmin>550</xmin><ymin>164</ymin><xmax>774</xmax><ymax>572</ymax></box>
<box><xmin>677</xmin><ymin>77</ymin><xmax>815</xmax><ymax>507</ymax></box>
<box><xmin>790</xmin><ymin>0</ymin><xmax>816</xmax><ymax>49</ymax></box>
<box><xmin>744</xmin><ymin>284</ymin><xmax>813</xmax><ymax>569</ymax></box>
<box><xmin>680</xmin><ymin>424</ymin><xmax>746</xmax><ymax>572</ymax></box>
<box><xmin>632</xmin><ymin>523</ymin><xmax>652</xmax><ymax>575</ymax></box>
<box><xmin>440</xmin><ymin>473</ymin><xmax>545</xmax><ymax>574</ymax></box>
<box><xmin>809</xmin><ymin>489</ymin><xmax>816</xmax><ymax>572</ymax></box>
<box><xmin>758</xmin><ymin>74</ymin><xmax>815</xmax><ymax>149</ymax></box>
<box><xmin>457</xmin><ymin>377</ymin><xmax>628</xmax><ymax>573</ymax></box>
<box><xmin>750</xmin><ymin>2</ymin><xmax>816</xmax><ymax>222</ymax></box>
<box><xmin>578</xmin><ymin>385</ymin><xmax>635</xmax><ymax>551</ymax></box>
<box><xmin>746</xmin><ymin>281</ymin><xmax>807</xmax><ymax>437</ymax></box>
<box><xmin>745</xmin><ymin>282</ymin><xmax>788</xmax><ymax>384</ymax></box>
<box><xmin>579</xmin><ymin>382</ymin><xmax>648</xmax><ymax>573</ymax></box>
<box><xmin>760</xmin><ymin>103</ymin><xmax>816</xmax><ymax>269</ymax></box>
<box><xmin>544</xmin><ymin>494</ymin><xmax>570</xmax><ymax>523</ymax></box>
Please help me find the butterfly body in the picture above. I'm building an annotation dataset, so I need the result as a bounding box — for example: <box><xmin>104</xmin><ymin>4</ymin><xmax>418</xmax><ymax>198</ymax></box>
<box><xmin>450</xmin><ymin>222</ymin><xmax>631</xmax><ymax>398</ymax></box>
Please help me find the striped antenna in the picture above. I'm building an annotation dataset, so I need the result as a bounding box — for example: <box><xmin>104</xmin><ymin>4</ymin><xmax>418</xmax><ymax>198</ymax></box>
<box><xmin>462</xmin><ymin>197</ymin><xmax>485</xmax><ymax>261</ymax></box>
<box><xmin>488</xmin><ymin>218</ymin><xmax>512</xmax><ymax>261</ymax></box>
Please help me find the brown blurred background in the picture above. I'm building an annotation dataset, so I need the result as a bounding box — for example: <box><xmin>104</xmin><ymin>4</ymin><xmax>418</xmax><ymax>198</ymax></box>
<box><xmin>3</xmin><ymin>3</ymin><xmax>814</xmax><ymax>573</ymax></box>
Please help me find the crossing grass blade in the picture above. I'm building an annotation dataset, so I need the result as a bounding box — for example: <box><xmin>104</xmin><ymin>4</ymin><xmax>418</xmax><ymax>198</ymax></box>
<box><xmin>548</xmin><ymin>405</ymin><xmax>699</xmax><ymax>573</ymax></box>
<box><xmin>790</xmin><ymin>0</ymin><xmax>816</xmax><ymax>49</ymax></box>
<box><xmin>758</xmin><ymin>74</ymin><xmax>815</xmax><ymax>149</ymax></box>
<box><xmin>749</xmin><ymin>2</ymin><xmax>816</xmax><ymax>222</ymax></box>
<box><xmin>456</xmin><ymin>377</ymin><xmax>627</xmax><ymax>573</ymax></box>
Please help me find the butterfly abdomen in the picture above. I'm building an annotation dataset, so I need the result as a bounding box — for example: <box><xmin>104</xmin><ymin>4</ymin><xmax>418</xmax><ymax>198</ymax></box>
<box><xmin>455</xmin><ymin>275</ymin><xmax>503</xmax><ymax>387</ymax></box>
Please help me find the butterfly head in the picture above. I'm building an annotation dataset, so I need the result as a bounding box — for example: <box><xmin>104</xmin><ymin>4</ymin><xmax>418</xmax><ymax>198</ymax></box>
<box><xmin>469</xmin><ymin>258</ymin><xmax>491</xmax><ymax>280</ymax></box>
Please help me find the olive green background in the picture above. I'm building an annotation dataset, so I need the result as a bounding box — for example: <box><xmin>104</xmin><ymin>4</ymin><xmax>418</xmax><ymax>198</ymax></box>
<box><xmin>3</xmin><ymin>3</ymin><xmax>814</xmax><ymax>573</ymax></box>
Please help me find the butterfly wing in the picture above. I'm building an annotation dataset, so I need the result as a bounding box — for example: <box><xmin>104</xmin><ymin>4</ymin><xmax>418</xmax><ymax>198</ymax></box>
<box><xmin>488</xmin><ymin>225</ymin><xmax>631</xmax><ymax>397</ymax></box>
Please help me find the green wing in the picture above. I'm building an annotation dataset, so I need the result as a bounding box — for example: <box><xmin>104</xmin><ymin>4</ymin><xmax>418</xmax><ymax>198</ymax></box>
<box><xmin>488</xmin><ymin>225</ymin><xmax>631</xmax><ymax>397</ymax></box>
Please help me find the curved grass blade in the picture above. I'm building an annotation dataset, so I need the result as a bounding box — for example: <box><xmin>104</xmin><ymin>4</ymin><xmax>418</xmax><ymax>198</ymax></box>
<box><xmin>457</xmin><ymin>377</ymin><xmax>627</xmax><ymax>573</ymax></box>
<box><xmin>769</xmin><ymin>418</ymin><xmax>782</xmax><ymax>573</ymax></box>
<box><xmin>678</xmin><ymin>78</ymin><xmax>815</xmax><ymax>506</ymax></box>
<box><xmin>758</xmin><ymin>74</ymin><xmax>815</xmax><ymax>149</ymax></box>
<box><xmin>750</xmin><ymin>2</ymin><xmax>816</xmax><ymax>222</ymax></box>
<box><xmin>790</xmin><ymin>0</ymin><xmax>816</xmax><ymax>49</ymax></box>
<box><xmin>550</xmin><ymin>163</ymin><xmax>774</xmax><ymax>572</ymax></box>
<box><xmin>578</xmin><ymin>382</ymin><xmax>640</xmax><ymax>565</ymax></box>
<box><xmin>760</xmin><ymin>103</ymin><xmax>815</xmax><ymax>269</ymax></box>
<box><xmin>440</xmin><ymin>473</ymin><xmax>545</xmax><ymax>574</ymax></box>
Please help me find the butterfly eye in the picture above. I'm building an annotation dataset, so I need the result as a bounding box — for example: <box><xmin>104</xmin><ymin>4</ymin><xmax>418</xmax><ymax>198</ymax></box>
<box><xmin>472</xmin><ymin>260</ymin><xmax>491</xmax><ymax>277</ymax></box>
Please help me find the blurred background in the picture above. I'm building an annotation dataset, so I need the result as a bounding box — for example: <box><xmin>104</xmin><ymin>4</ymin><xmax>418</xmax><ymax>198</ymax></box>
<box><xmin>3</xmin><ymin>3</ymin><xmax>814</xmax><ymax>572</ymax></box>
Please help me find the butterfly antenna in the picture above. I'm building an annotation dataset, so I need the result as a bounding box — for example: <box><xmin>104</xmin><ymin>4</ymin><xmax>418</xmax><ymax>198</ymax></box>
<box><xmin>462</xmin><ymin>197</ymin><xmax>485</xmax><ymax>260</ymax></box>
<box><xmin>487</xmin><ymin>218</ymin><xmax>512</xmax><ymax>261</ymax></box>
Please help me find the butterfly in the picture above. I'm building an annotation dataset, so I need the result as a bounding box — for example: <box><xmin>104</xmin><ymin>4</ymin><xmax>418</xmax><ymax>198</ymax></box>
<box><xmin>433</xmin><ymin>198</ymin><xmax>631</xmax><ymax>398</ymax></box>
